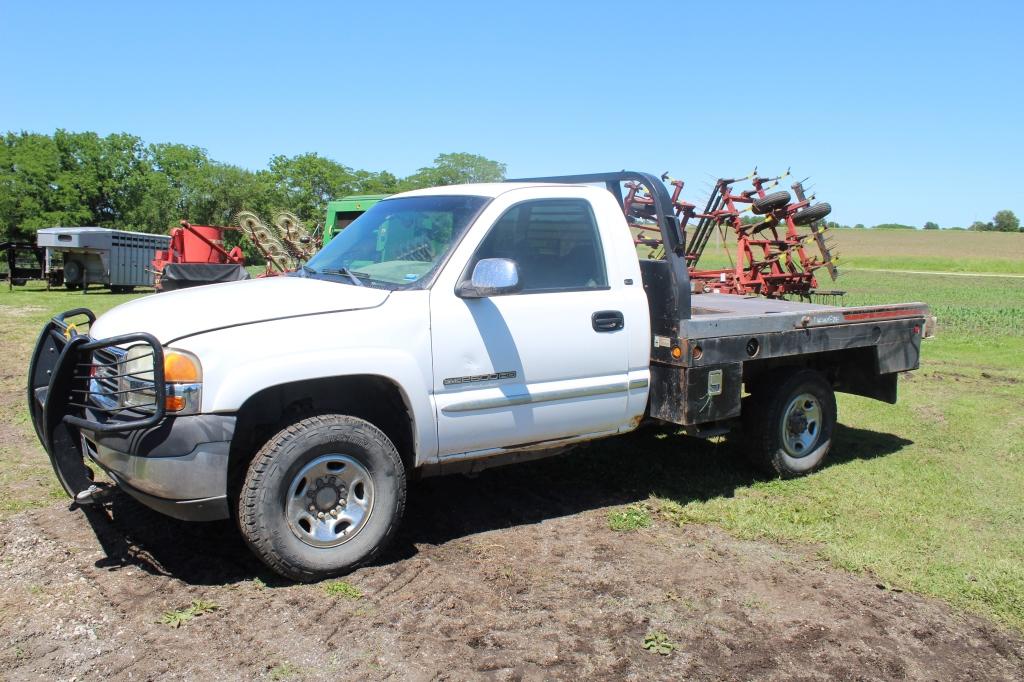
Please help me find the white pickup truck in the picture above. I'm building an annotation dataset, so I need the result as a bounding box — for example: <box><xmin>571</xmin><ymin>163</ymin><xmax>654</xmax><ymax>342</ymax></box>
<box><xmin>28</xmin><ymin>172</ymin><xmax>932</xmax><ymax>581</ymax></box>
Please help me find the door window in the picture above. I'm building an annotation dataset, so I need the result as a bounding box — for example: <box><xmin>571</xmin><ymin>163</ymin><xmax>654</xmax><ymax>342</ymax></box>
<box><xmin>473</xmin><ymin>199</ymin><xmax>608</xmax><ymax>293</ymax></box>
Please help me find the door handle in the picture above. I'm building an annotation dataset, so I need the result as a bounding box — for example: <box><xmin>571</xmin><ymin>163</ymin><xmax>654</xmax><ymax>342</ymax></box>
<box><xmin>592</xmin><ymin>310</ymin><xmax>624</xmax><ymax>332</ymax></box>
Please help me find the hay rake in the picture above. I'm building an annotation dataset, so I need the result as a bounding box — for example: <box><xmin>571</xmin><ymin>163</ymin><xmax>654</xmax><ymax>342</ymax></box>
<box><xmin>236</xmin><ymin>211</ymin><xmax>321</xmax><ymax>276</ymax></box>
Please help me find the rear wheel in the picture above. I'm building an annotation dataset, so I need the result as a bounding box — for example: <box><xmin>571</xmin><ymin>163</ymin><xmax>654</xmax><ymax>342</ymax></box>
<box><xmin>743</xmin><ymin>369</ymin><xmax>836</xmax><ymax>477</ymax></box>
<box><xmin>238</xmin><ymin>414</ymin><xmax>406</xmax><ymax>582</ymax></box>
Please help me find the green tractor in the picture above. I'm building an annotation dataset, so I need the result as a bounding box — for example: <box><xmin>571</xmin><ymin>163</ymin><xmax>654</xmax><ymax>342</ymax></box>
<box><xmin>323</xmin><ymin>195</ymin><xmax>389</xmax><ymax>245</ymax></box>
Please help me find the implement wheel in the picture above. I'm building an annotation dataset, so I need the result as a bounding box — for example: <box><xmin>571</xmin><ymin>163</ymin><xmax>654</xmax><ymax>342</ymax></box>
<box><xmin>793</xmin><ymin>202</ymin><xmax>832</xmax><ymax>225</ymax></box>
<box><xmin>743</xmin><ymin>369</ymin><xmax>836</xmax><ymax>478</ymax></box>
<box><xmin>751</xmin><ymin>191</ymin><xmax>792</xmax><ymax>215</ymax></box>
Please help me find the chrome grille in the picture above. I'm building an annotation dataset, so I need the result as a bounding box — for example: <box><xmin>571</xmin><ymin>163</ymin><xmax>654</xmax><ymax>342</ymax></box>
<box><xmin>88</xmin><ymin>346</ymin><xmax>126</xmax><ymax>410</ymax></box>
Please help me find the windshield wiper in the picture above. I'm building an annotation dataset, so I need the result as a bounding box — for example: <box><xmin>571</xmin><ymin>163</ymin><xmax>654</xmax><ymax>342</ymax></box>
<box><xmin>317</xmin><ymin>267</ymin><xmax>369</xmax><ymax>287</ymax></box>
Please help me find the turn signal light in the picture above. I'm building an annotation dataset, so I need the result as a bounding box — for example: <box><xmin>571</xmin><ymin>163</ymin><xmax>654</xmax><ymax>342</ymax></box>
<box><xmin>165</xmin><ymin>395</ymin><xmax>187</xmax><ymax>411</ymax></box>
<box><xmin>163</xmin><ymin>352</ymin><xmax>201</xmax><ymax>383</ymax></box>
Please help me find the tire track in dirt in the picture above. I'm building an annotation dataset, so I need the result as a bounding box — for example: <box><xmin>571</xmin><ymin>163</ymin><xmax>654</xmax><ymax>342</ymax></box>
<box><xmin>1</xmin><ymin>478</ymin><xmax>1022</xmax><ymax>680</ymax></box>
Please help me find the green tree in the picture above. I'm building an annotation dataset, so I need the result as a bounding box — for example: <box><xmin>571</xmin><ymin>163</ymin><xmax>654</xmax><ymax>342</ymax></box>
<box><xmin>400</xmin><ymin>152</ymin><xmax>506</xmax><ymax>190</ymax></box>
<box><xmin>0</xmin><ymin>132</ymin><xmax>68</xmax><ymax>239</ymax></box>
<box><xmin>267</xmin><ymin>153</ymin><xmax>358</xmax><ymax>226</ymax></box>
<box><xmin>969</xmin><ymin>220</ymin><xmax>993</xmax><ymax>231</ymax></box>
<box><xmin>0</xmin><ymin>130</ymin><xmax>508</xmax><ymax>245</ymax></box>
<box><xmin>923</xmin><ymin>221</ymin><xmax>939</xmax><ymax>230</ymax></box>
<box><xmin>992</xmin><ymin>210</ymin><xmax>1020</xmax><ymax>233</ymax></box>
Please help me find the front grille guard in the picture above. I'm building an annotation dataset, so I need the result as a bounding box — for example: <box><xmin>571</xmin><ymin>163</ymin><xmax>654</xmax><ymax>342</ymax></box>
<box><xmin>28</xmin><ymin>308</ymin><xmax>167</xmax><ymax>441</ymax></box>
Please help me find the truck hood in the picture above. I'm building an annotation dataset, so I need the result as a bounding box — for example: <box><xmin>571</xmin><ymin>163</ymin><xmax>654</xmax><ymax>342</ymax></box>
<box><xmin>90</xmin><ymin>276</ymin><xmax>390</xmax><ymax>344</ymax></box>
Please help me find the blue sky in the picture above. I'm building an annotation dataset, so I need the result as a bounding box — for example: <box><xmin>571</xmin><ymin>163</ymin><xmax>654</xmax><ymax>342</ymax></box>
<box><xmin>2</xmin><ymin>1</ymin><xmax>1022</xmax><ymax>228</ymax></box>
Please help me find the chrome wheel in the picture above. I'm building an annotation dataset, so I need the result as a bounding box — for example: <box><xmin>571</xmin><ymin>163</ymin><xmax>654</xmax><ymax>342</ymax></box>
<box><xmin>285</xmin><ymin>454</ymin><xmax>374</xmax><ymax>548</ymax></box>
<box><xmin>780</xmin><ymin>392</ymin><xmax>822</xmax><ymax>458</ymax></box>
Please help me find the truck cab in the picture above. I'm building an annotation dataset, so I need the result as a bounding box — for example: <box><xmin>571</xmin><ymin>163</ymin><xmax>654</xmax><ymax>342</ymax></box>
<box><xmin>28</xmin><ymin>172</ymin><xmax>931</xmax><ymax>581</ymax></box>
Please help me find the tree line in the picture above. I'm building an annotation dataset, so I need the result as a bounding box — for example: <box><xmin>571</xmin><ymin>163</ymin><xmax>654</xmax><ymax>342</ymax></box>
<box><xmin>819</xmin><ymin>211</ymin><xmax>1020</xmax><ymax>231</ymax></box>
<box><xmin>3</xmin><ymin>130</ymin><xmax>1019</xmax><ymax>240</ymax></box>
<box><xmin>0</xmin><ymin>130</ymin><xmax>506</xmax><ymax>241</ymax></box>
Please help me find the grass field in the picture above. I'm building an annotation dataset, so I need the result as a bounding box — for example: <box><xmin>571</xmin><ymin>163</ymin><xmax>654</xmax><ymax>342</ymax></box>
<box><xmin>0</xmin><ymin>233</ymin><xmax>1022</xmax><ymax>632</ymax></box>
<box><xmin>646</xmin><ymin>267</ymin><xmax>1024</xmax><ymax>630</ymax></box>
<box><xmin>693</xmin><ymin>226</ymin><xmax>1024</xmax><ymax>274</ymax></box>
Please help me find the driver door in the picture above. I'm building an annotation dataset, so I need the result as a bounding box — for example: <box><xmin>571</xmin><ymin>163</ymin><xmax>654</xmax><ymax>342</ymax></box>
<box><xmin>429</xmin><ymin>197</ymin><xmax>633</xmax><ymax>456</ymax></box>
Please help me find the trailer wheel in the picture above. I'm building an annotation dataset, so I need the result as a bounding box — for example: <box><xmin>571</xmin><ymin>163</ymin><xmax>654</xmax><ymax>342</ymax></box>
<box><xmin>743</xmin><ymin>369</ymin><xmax>836</xmax><ymax>478</ymax></box>
<box><xmin>238</xmin><ymin>414</ymin><xmax>406</xmax><ymax>582</ymax></box>
<box><xmin>63</xmin><ymin>260</ymin><xmax>83</xmax><ymax>285</ymax></box>
<box><xmin>751</xmin><ymin>191</ymin><xmax>791</xmax><ymax>215</ymax></box>
<box><xmin>793</xmin><ymin>202</ymin><xmax>832</xmax><ymax>225</ymax></box>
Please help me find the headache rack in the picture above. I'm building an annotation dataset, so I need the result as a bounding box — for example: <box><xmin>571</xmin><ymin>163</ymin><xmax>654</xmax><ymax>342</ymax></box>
<box><xmin>28</xmin><ymin>308</ymin><xmax>167</xmax><ymax>442</ymax></box>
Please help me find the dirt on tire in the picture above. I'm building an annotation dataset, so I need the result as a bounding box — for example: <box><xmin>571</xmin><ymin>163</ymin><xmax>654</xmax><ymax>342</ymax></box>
<box><xmin>1</xmin><ymin>448</ymin><xmax>1022</xmax><ymax>681</ymax></box>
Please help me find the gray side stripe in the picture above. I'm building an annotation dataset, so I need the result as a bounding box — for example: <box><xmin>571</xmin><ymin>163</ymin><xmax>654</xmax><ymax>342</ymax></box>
<box><xmin>628</xmin><ymin>377</ymin><xmax>649</xmax><ymax>389</ymax></box>
<box><xmin>442</xmin><ymin>381</ymin><xmax>630</xmax><ymax>414</ymax></box>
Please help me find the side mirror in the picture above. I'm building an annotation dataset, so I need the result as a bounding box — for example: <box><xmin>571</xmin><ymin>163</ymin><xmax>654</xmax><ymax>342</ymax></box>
<box><xmin>457</xmin><ymin>258</ymin><xmax>520</xmax><ymax>298</ymax></box>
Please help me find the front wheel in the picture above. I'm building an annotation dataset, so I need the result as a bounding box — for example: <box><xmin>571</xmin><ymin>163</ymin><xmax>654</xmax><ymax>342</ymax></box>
<box><xmin>743</xmin><ymin>369</ymin><xmax>836</xmax><ymax>478</ymax></box>
<box><xmin>238</xmin><ymin>415</ymin><xmax>406</xmax><ymax>582</ymax></box>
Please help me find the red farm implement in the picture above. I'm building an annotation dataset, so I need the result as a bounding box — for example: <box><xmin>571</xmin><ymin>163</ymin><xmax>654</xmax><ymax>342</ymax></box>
<box><xmin>152</xmin><ymin>221</ymin><xmax>249</xmax><ymax>291</ymax></box>
<box><xmin>625</xmin><ymin>170</ymin><xmax>841</xmax><ymax>301</ymax></box>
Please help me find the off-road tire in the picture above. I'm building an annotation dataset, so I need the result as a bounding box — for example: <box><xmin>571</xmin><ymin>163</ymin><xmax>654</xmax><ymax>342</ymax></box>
<box><xmin>238</xmin><ymin>414</ymin><xmax>406</xmax><ymax>582</ymax></box>
<box><xmin>751</xmin><ymin>191</ymin><xmax>792</xmax><ymax>215</ymax></box>
<box><xmin>743</xmin><ymin>369</ymin><xmax>836</xmax><ymax>478</ymax></box>
<box><xmin>793</xmin><ymin>202</ymin><xmax>832</xmax><ymax>225</ymax></box>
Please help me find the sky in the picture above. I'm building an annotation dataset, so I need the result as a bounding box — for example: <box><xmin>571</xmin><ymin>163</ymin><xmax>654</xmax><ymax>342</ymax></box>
<box><xmin>2</xmin><ymin>0</ymin><xmax>1022</xmax><ymax>228</ymax></box>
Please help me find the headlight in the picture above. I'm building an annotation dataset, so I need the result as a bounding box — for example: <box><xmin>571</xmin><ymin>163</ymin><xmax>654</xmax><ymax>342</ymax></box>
<box><xmin>120</xmin><ymin>346</ymin><xmax>202</xmax><ymax>414</ymax></box>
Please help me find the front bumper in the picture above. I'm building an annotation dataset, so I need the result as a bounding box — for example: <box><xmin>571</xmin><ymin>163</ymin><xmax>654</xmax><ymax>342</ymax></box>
<box><xmin>27</xmin><ymin>308</ymin><xmax>234</xmax><ymax>522</ymax></box>
<box><xmin>80</xmin><ymin>413</ymin><xmax>235</xmax><ymax>521</ymax></box>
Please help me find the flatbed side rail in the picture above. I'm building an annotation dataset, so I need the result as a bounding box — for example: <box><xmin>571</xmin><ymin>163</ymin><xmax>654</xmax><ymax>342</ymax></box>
<box><xmin>795</xmin><ymin>303</ymin><xmax>932</xmax><ymax>330</ymax></box>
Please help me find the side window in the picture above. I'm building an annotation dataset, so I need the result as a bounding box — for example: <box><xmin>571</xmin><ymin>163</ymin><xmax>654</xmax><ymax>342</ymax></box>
<box><xmin>473</xmin><ymin>199</ymin><xmax>608</xmax><ymax>293</ymax></box>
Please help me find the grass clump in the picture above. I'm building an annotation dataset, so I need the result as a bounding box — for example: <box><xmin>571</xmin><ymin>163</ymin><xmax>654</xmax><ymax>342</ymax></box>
<box><xmin>158</xmin><ymin>599</ymin><xmax>219</xmax><ymax>628</ymax></box>
<box><xmin>268</xmin><ymin>662</ymin><xmax>300</xmax><ymax>680</ymax></box>
<box><xmin>323</xmin><ymin>580</ymin><xmax>362</xmax><ymax>599</ymax></box>
<box><xmin>608</xmin><ymin>503</ymin><xmax>652</xmax><ymax>532</ymax></box>
<box><xmin>642</xmin><ymin>631</ymin><xmax>675</xmax><ymax>655</ymax></box>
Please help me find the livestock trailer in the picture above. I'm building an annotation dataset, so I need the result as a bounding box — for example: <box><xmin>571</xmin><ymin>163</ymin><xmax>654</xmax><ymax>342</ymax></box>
<box><xmin>37</xmin><ymin>227</ymin><xmax>171</xmax><ymax>292</ymax></box>
<box><xmin>1</xmin><ymin>241</ymin><xmax>49</xmax><ymax>289</ymax></box>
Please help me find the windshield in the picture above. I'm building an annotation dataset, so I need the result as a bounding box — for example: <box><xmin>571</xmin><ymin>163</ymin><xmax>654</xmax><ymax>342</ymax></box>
<box><xmin>303</xmin><ymin>195</ymin><xmax>489</xmax><ymax>288</ymax></box>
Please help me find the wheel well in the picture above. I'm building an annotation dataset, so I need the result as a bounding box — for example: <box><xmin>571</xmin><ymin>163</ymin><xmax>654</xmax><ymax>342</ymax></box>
<box><xmin>226</xmin><ymin>375</ymin><xmax>416</xmax><ymax>507</ymax></box>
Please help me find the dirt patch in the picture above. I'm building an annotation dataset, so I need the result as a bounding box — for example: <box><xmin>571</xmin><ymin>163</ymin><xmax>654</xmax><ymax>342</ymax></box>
<box><xmin>0</xmin><ymin>304</ymin><xmax>46</xmax><ymax>317</ymax></box>
<box><xmin>1</xmin><ymin>471</ymin><xmax>1021</xmax><ymax>681</ymax></box>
